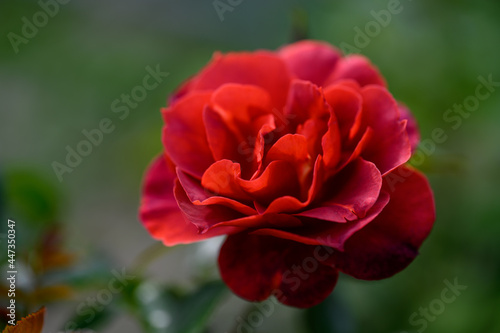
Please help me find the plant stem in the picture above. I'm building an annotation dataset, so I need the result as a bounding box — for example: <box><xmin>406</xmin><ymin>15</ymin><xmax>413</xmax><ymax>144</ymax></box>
<box><xmin>130</xmin><ymin>241</ymin><xmax>178</xmax><ymax>274</ymax></box>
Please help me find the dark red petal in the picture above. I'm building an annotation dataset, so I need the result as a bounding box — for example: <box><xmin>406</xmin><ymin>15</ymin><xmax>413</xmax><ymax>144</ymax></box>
<box><xmin>177</xmin><ymin>169</ymin><xmax>257</xmax><ymax>216</ymax></box>
<box><xmin>201</xmin><ymin>160</ymin><xmax>252</xmax><ymax>201</ymax></box>
<box><xmin>265</xmin><ymin>134</ymin><xmax>311</xmax><ymax>189</ymax></box>
<box><xmin>266</xmin><ymin>134</ymin><xmax>310</xmax><ymax>165</ymax></box>
<box><xmin>279</xmin><ymin>40</ymin><xmax>341</xmax><ymax>86</ymax></box>
<box><xmin>250</xmin><ymin>115</ymin><xmax>277</xmax><ymax>178</ymax></box>
<box><xmin>202</xmin><ymin>159</ymin><xmax>301</xmax><ymax>208</ymax></box>
<box><xmin>298</xmin><ymin>158</ymin><xmax>382</xmax><ymax>222</ymax></box>
<box><xmin>263</xmin><ymin>156</ymin><xmax>324</xmax><ymax>214</ymax></box>
<box><xmin>211</xmin><ymin>213</ymin><xmax>302</xmax><ymax>229</ymax></box>
<box><xmin>239</xmin><ymin>160</ymin><xmax>301</xmax><ymax>205</ymax></box>
<box><xmin>203</xmin><ymin>106</ymin><xmax>252</xmax><ymax>169</ymax></box>
<box><xmin>327</xmin><ymin>78</ymin><xmax>362</xmax><ymax>91</ymax></box>
<box><xmin>398</xmin><ymin>103</ymin><xmax>420</xmax><ymax>153</ymax></box>
<box><xmin>191</xmin><ymin>51</ymin><xmax>291</xmax><ymax>109</ymax></box>
<box><xmin>284</xmin><ymin>80</ymin><xmax>331</xmax><ymax>131</ymax></box>
<box><xmin>360</xmin><ymin>86</ymin><xmax>412</xmax><ymax>175</ymax></box>
<box><xmin>253</xmin><ymin>191</ymin><xmax>389</xmax><ymax>250</ymax></box>
<box><xmin>210</xmin><ymin>83</ymin><xmax>273</xmax><ymax>125</ymax></box>
<box><xmin>203</xmin><ymin>95</ymin><xmax>275</xmax><ymax>179</ymax></box>
<box><xmin>321</xmin><ymin>103</ymin><xmax>342</xmax><ymax>170</ymax></box>
<box><xmin>329</xmin><ymin>166</ymin><xmax>435</xmax><ymax>280</ymax></box>
<box><xmin>279</xmin><ymin>258</ymin><xmax>338</xmax><ymax>308</ymax></box>
<box><xmin>296</xmin><ymin>119</ymin><xmax>327</xmax><ymax>163</ymax></box>
<box><xmin>162</xmin><ymin>92</ymin><xmax>214</xmax><ymax>178</ymax></box>
<box><xmin>323</xmin><ymin>84</ymin><xmax>363</xmax><ymax>144</ymax></box>
<box><xmin>174</xmin><ymin>176</ymin><xmax>246</xmax><ymax>233</ymax></box>
<box><xmin>139</xmin><ymin>156</ymin><xmax>231</xmax><ymax>245</ymax></box>
<box><xmin>326</xmin><ymin>54</ymin><xmax>386</xmax><ymax>87</ymax></box>
<box><xmin>337</xmin><ymin>127</ymin><xmax>373</xmax><ymax>171</ymax></box>
<box><xmin>218</xmin><ymin>233</ymin><xmax>339</xmax><ymax>308</ymax></box>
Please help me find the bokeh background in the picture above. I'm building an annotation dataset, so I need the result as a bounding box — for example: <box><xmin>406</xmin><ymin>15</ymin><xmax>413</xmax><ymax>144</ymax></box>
<box><xmin>1</xmin><ymin>0</ymin><xmax>500</xmax><ymax>332</ymax></box>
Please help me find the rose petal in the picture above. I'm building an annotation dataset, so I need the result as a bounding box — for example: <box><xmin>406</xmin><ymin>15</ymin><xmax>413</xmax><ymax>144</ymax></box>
<box><xmin>210</xmin><ymin>83</ymin><xmax>273</xmax><ymax>125</ymax></box>
<box><xmin>252</xmin><ymin>191</ymin><xmax>389</xmax><ymax>251</ymax></box>
<box><xmin>203</xmin><ymin>106</ymin><xmax>242</xmax><ymax>162</ymax></box>
<box><xmin>284</xmin><ymin>80</ymin><xmax>331</xmax><ymax>130</ymax></box>
<box><xmin>328</xmin><ymin>166</ymin><xmax>435</xmax><ymax>280</ymax></box>
<box><xmin>265</xmin><ymin>134</ymin><xmax>312</xmax><ymax>189</ymax></box>
<box><xmin>175</xmin><ymin>176</ymin><xmax>247</xmax><ymax>233</ymax></box>
<box><xmin>204</xmin><ymin>103</ymin><xmax>275</xmax><ymax>178</ymax></box>
<box><xmin>177</xmin><ymin>169</ymin><xmax>257</xmax><ymax>216</ymax></box>
<box><xmin>279</xmin><ymin>40</ymin><xmax>341</xmax><ymax>86</ymax></box>
<box><xmin>398</xmin><ymin>103</ymin><xmax>420</xmax><ymax>153</ymax></box>
<box><xmin>266</xmin><ymin>134</ymin><xmax>310</xmax><ymax>165</ymax></box>
<box><xmin>298</xmin><ymin>158</ymin><xmax>382</xmax><ymax>221</ymax></box>
<box><xmin>360</xmin><ymin>86</ymin><xmax>412</xmax><ymax>175</ymax></box>
<box><xmin>191</xmin><ymin>51</ymin><xmax>291</xmax><ymax>109</ymax></box>
<box><xmin>239</xmin><ymin>160</ymin><xmax>301</xmax><ymax>205</ymax></box>
<box><xmin>250</xmin><ymin>116</ymin><xmax>277</xmax><ymax>179</ymax></box>
<box><xmin>201</xmin><ymin>160</ymin><xmax>252</xmax><ymax>201</ymax></box>
<box><xmin>323</xmin><ymin>84</ymin><xmax>363</xmax><ymax>144</ymax></box>
<box><xmin>337</xmin><ymin>127</ymin><xmax>373</xmax><ymax>171</ymax></box>
<box><xmin>211</xmin><ymin>213</ymin><xmax>302</xmax><ymax>229</ymax></box>
<box><xmin>262</xmin><ymin>156</ymin><xmax>324</xmax><ymax>214</ymax></box>
<box><xmin>178</xmin><ymin>169</ymin><xmax>303</xmax><ymax>231</ymax></box>
<box><xmin>140</xmin><ymin>156</ymin><xmax>235</xmax><ymax>245</ymax></box>
<box><xmin>218</xmin><ymin>233</ymin><xmax>339</xmax><ymax>308</ymax></box>
<box><xmin>326</xmin><ymin>54</ymin><xmax>386</xmax><ymax>87</ymax></box>
<box><xmin>202</xmin><ymin>159</ymin><xmax>302</xmax><ymax>207</ymax></box>
<box><xmin>321</xmin><ymin>103</ymin><xmax>342</xmax><ymax>170</ymax></box>
<box><xmin>296</xmin><ymin>119</ymin><xmax>327</xmax><ymax>163</ymax></box>
<box><xmin>162</xmin><ymin>92</ymin><xmax>214</xmax><ymax>178</ymax></box>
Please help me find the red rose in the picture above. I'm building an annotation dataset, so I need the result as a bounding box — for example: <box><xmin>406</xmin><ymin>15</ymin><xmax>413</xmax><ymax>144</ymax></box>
<box><xmin>140</xmin><ymin>40</ymin><xmax>435</xmax><ymax>308</ymax></box>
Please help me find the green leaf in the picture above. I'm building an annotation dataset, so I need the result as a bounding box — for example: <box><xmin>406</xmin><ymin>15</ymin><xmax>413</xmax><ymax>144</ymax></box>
<box><xmin>129</xmin><ymin>280</ymin><xmax>228</xmax><ymax>333</ymax></box>
<box><xmin>63</xmin><ymin>307</ymin><xmax>115</xmax><ymax>331</ymax></box>
<box><xmin>40</xmin><ymin>258</ymin><xmax>114</xmax><ymax>289</ymax></box>
<box><xmin>3</xmin><ymin>168</ymin><xmax>60</xmax><ymax>226</ymax></box>
<box><xmin>171</xmin><ymin>281</ymin><xmax>227</xmax><ymax>333</ymax></box>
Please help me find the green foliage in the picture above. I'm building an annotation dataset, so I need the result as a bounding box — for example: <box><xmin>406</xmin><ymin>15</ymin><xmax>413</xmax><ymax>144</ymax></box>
<box><xmin>2</xmin><ymin>169</ymin><xmax>60</xmax><ymax>227</ymax></box>
<box><xmin>124</xmin><ymin>280</ymin><xmax>228</xmax><ymax>333</ymax></box>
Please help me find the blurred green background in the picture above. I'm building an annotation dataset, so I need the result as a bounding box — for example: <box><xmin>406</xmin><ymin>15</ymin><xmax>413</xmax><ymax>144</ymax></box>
<box><xmin>1</xmin><ymin>0</ymin><xmax>500</xmax><ymax>332</ymax></box>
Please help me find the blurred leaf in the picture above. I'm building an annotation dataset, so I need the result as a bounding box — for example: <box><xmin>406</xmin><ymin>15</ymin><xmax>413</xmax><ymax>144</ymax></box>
<box><xmin>171</xmin><ymin>280</ymin><xmax>227</xmax><ymax>333</ymax></box>
<box><xmin>33</xmin><ymin>226</ymin><xmax>76</xmax><ymax>274</ymax></box>
<box><xmin>129</xmin><ymin>280</ymin><xmax>227</xmax><ymax>333</ymax></box>
<box><xmin>303</xmin><ymin>294</ymin><xmax>355</xmax><ymax>333</ymax></box>
<box><xmin>59</xmin><ymin>267</ymin><xmax>139</xmax><ymax>332</ymax></box>
<box><xmin>64</xmin><ymin>307</ymin><xmax>115</xmax><ymax>331</ymax></box>
<box><xmin>3</xmin><ymin>169</ymin><xmax>60</xmax><ymax>227</ymax></box>
<box><xmin>2</xmin><ymin>307</ymin><xmax>45</xmax><ymax>333</ymax></box>
<box><xmin>30</xmin><ymin>285</ymin><xmax>74</xmax><ymax>304</ymax></box>
<box><xmin>40</xmin><ymin>258</ymin><xmax>113</xmax><ymax>290</ymax></box>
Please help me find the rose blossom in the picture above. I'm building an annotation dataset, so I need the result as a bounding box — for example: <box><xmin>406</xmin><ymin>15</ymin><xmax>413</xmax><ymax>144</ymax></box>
<box><xmin>139</xmin><ymin>40</ymin><xmax>435</xmax><ymax>308</ymax></box>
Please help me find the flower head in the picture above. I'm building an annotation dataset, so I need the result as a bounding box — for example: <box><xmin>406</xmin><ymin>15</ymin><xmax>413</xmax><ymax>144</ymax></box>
<box><xmin>140</xmin><ymin>40</ymin><xmax>435</xmax><ymax>308</ymax></box>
